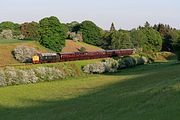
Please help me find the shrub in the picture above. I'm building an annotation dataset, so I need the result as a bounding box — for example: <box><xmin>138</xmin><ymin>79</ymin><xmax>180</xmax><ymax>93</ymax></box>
<box><xmin>79</xmin><ymin>47</ymin><xmax>86</xmax><ymax>52</ymax></box>
<box><xmin>103</xmin><ymin>58</ymin><xmax>119</xmax><ymax>72</ymax></box>
<box><xmin>83</xmin><ymin>62</ymin><xmax>105</xmax><ymax>74</ymax></box>
<box><xmin>83</xmin><ymin>58</ymin><xmax>119</xmax><ymax>74</ymax></box>
<box><xmin>0</xmin><ymin>70</ymin><xmax>6</xmax><ymax>86</ymax></box>
<box><xmin>34</xmin><ymin>67</ymin><xmax>65</xmax><ymax>81</ymax></box>
<box><xmin>0</xmin><ymin>29</ymin><xmax>13</xmax><ymax>39</ymax></box>
<box><xmin>13</xmin><ymin>46</ymin><xmax>38</xmax><ymax>63</ymax></box>
<box><xmin>0</xmin><ymin>66</ymin><xmax>66</xmax><ymax>87</ymax></box>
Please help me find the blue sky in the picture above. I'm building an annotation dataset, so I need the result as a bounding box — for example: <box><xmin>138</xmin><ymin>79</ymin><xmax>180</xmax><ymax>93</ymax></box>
<box><xmin>0</xmin><ymin>0</ymin><xmax>179</xmax><ymax>30</ymax></box>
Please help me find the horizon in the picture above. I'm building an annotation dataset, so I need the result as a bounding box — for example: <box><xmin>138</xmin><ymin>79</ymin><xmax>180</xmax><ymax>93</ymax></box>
<box><xmin>0</xmin><ymin>0</ymin><xmax>180</xmax><ymax>30</ymax></box>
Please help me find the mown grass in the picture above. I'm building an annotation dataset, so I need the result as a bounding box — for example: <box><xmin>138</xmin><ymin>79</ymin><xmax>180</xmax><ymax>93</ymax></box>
<box><xmin>0</xmin><ymin>61</ymin><xmax>180</xmax><ymax>120</ymax></box>
<box><xmin>0</xmin><ymin>39</ymin><xmax>32</xmax><ymax>44</ymax></box>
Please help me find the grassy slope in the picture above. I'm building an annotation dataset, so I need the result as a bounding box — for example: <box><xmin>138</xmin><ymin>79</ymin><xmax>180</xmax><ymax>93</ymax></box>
<box><xmin>0</xmin><ymin>39</ymin><xmax>53</xmax><ymax>66</ymax></box>
<box><xmin>61</xmin><ymin>40</ymin><xmax>103</xmax><ymax>53</ymax></box>
<box><xmin>0</xmin><ymin>61</ymin><xmax>179</xmax><ymax>120</ymax></box>
<box><xmin>0</xmin><ymin>39</ymin><xmax>103</xmax><ymax>66</ymax></box>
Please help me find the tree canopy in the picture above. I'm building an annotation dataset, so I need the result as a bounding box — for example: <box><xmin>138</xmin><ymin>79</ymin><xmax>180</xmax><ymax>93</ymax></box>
<box><xmin>39</xmin><ymin>16</ymin><xmax>67</xmax><ymax>52</ymax></box>
<box><xmin>79</xmin><ymin>20</ymin><xmax>103</xmax><ymax>46</ymax></box>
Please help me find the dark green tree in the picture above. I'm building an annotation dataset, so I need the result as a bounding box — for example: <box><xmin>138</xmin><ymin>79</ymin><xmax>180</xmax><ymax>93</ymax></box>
<box><xmin>141</xmin><ymin>27</ymin><xmax>162</xmax><ymax>52</ymax></box>
<box><xmin>0</xmin><ymin>21</ymin><xmax>21</xmax><ymax>36</ymax></box>
<box><xmin>79</xmin><ymin>20</ymin><xmax>103</xmax><ymax>46</ymax></box>
<box><xmin>39</xmin><ymin>16</ymin><xmax>67</xmax><ymax>52</ymax></box>
<box><xmin>20</xmin><ymin>21</ymin><xmax>40</xmax><ymax>40</ymax></box>
<box><xmin>111</xmin><ymin>30</ymin><xmax>133</xmax><ymax>49</ymax></box>
<box><xmin>110</xmin><ymin>22</ymin><xmax>116</xmax><ymax>31</ymax></box>
<box><xmin>154</xmin><ymin>23</ymin><xmax>177</xmax><ymax>51</ymax></box>
<box><xmin>130</xmin><ymin>29</ymin><xmax>146</xmax><ymax>50</ymax></box>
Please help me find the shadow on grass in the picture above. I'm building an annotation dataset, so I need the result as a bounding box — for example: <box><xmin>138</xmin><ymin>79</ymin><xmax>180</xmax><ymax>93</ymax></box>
<box><xmin>0</xmin><ymin>62</ymin><xmax>180</xmax><ymax>120</ymax></box>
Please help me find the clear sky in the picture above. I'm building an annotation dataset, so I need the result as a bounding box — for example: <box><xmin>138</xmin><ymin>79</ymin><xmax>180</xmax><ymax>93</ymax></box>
<box><xmin>0</xmin><ymin>0</ymin><xmax>179</xmax><ymax>30</ymax></box>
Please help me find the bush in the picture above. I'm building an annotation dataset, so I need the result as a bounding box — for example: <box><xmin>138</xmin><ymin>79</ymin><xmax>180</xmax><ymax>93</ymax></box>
<box><xmin>13</xmin><ymin>46</ymin><xmax>39</xmax><ymax>63</ymax></box>
<box><xmin>103</xmin><ymin>58</ymin><xmax>119</xmax><ymax>72</ymax></box>
<box><xmin>34</xmin><ymin>67</ymin><xmax>65</xmax><ymax>81</ymax></box>
<box><xmin>0</xmin><ymin>67</ymin><xmax>66</xmax><ymax>87</ymax></box>
<box><xmin>83</xmin><ymin>62</ymin><xmax>105</xmax><ymax>74</ymax></box>
<box><xmin>83</xmin><ymin>58</ymin><xmax>119</xmax><ymax>74</ymax></box>
<box><xmin>0</xmin><ymin>29</ymin><xmax>13</xmax><ymax>39</ymax></box>
<box><xmin>79</xmin><ymin>47</ymin><xmax>86</xmax><ymax>52</ymax></box>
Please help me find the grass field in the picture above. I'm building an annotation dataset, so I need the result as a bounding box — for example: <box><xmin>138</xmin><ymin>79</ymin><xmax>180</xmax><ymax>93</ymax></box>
<box><xmin>0</xmin><ymin>61</ymin><xmax>179</xmax><ymax>120</ymax></box>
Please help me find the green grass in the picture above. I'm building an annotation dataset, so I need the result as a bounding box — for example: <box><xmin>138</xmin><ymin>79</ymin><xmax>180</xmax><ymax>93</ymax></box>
<box><xmin>0</xmin><ymin>39</ymin><xmax>33</xmax><ymax>44</ymax></box>
<box><xmin>0</xmin><ymin>61</ymin><xmax>180</xmax><ymax>120</ymax></box>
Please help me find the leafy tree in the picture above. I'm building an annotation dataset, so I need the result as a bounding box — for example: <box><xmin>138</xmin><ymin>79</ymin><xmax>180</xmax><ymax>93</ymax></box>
<box><xmin>66</xmin><ymin>21</ymin><xmax>80</xmax><ymax>32</ymax></box>
<box><xmin>111</xmin><ymin>30</ymin><xmax>133</xmax><ymax>49</ymax></box>
<box><xmin>0</xmin><ymin>21</ymin><xmax>21</xmax><ymax>36</ymax></box>
<box><xmin>101</xmin><ymin>31</ymin><xmax>114</xmax><ymax>49</ymax></box>
<box><xmin>141</xmin><ymin>27</ymin><xmax>162</xmax><ymax>52</ymax></box>
<box><xmin>39</xmin><ymin>16</ymin><xmax>67</xmax><ymax>52</ymax></box>
<box><xmin>79</xmin><ymin>20</ymin><xmax>103</xmax><ymax>46</ymax></box>
<box><xmin>20</xmin><ymin>21</ymin><xmax>40</xmax><ymax>40</ymax></box>
<box><xmin>154</xmin><ymin>24</ymin><xmax>177</xmax><ymax>51</ymax></box>
<box><xmin>130</xmin><ymin>29</ymin><xmax>146</xmax><ymax>50</ymax></box>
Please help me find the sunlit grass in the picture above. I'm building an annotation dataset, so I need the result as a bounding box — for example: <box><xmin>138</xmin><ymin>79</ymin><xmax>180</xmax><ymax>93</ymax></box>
<box><xmin>0</xmin><ymin>61</ymin><xmax>180</xmax><ymax>120</ymax></box>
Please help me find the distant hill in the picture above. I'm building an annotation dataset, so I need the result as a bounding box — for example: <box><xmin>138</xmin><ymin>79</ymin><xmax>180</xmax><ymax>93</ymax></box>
<box><xmin>61</xmin><ymin>40</ymin><xmax>103</xmax><ymax>53</ymax></box>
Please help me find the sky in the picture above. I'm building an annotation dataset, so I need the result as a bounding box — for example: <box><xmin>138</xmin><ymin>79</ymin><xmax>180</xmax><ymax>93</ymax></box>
<box><xmin>0</xmin><ymin>0</ymin><xmax>180</xmax><ymax>30</ymax></box>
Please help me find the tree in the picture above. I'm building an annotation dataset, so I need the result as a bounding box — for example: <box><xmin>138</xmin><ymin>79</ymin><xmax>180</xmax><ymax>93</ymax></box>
<box><xmin>144</xmin><ymin>21</ymin><xmax>150</xmax><ymax>28</ymax></box>
<box><xmin>141</xmin><ymin>27</ymin><xmax>163</xmax><ymax>52</ymax></box>
<box><xmin>110</xmin><ymin>22</ymin><xmax>116</xmax><ymax>31</ymax></box>
<box><xmin>66</xmin><ymin>21</ymin><xmax>80</xmax><ymax>32</ymax></box>
<box><xmin>130</xmin><ymin>29</ymin><xmax>146</xmax><ymax>51</ymax></box>
<box><xmin>39</xmin><ymin>16</ymin><xmax>67</xmax><ymax>52</ymax></box>
<box><xmin>154</xmin><ymin>23</ymin><xmax>177</xmax><ymax>51</ymax></box>
<box><xmin>0</xmin><ymin>21</ymin><xmax>21</xmax><ymax>36</ymax></box>
<box><xmin>20</xmin><ymin>22</ymin><xmax>40</xmax><ymax>40</ymax></box>
<box><xmin>79</xmin><ymin>20</ymin><xmax>103</xmax><ymax>46</ymax></box>
<box><xmin>111</xmin><ymin>31</ymin><xmax>133</xmax><ymax>49</ymax></box>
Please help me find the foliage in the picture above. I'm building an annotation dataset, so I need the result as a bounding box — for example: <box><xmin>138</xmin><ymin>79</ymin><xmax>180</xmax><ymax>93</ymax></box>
<box><xmin>13</xmin><ymin>46</ymin><xmax>38</xmax><ymax>63</ymax></box>
<box><xmin>101</xmin><ymin>31</ymin><xmax>114</xmax><ymax>49</ymax></box>
<box><xmin>172</xmin><ymin>37</ymin><xmax>180</xmax><ymax>61</ymax></box>
<box><xmin>0</xmin><ymin>30</ymin><xmax>13</xmax><ymax>39</ymax></box>
<box><xmin>111</xmin><ymin>30</ymin><xmax>134</xmax><ymax>49</ymax></box>
<box><xmin>79</xmin><ymin>20</ymin><xmax>103</xmax><ymax>46</ymax></box>
<box><xmin>0</xmin><ymin>21</ymin><xmax>21</xmax><ymax>36</ymax></box>
<box><xmin>153</xmin><ymin>24</ymin><xmax>177</xmax><ymax>51</ymax></box>
<box><xmin>20</xmin><ymin>22</ymin><xmax>40</xmax><ymax>40</ymax></box>
<box><xmin>110</xmin><ymin>22</ymin><xmax>116</xmax><ymax>31</ymax></box>
<box><xmin>83</xmin><ymin>58</ymin><xmax>119</xmax><ymax>73</ymax></box>
<box><xmin>39</xmin><ymin>16</ymin><xmax>67</xmax><ymax>52</ymax></box>
<box><xmin>0</xmin><ymin>67</ymin><xmax>65</xmax><ymax>86</ymax></box>
<box><xmin>66</xmin><ymin>21</ymin><xmax>80</xmax><ymax>32</ymax></box>
<box><xmin>140</xmin><ymin>27</ymin><xmax>163</xmax><ymax>52</ymax></box>
<box><xmin>79</xmin><ymin>47</ymin><xmax>86</xmax><ymax>52</ymax></box>
<box><xmin>130</xmin><ymin>29</ymin><xmax>146</xmax><ymax>51</ymax></box>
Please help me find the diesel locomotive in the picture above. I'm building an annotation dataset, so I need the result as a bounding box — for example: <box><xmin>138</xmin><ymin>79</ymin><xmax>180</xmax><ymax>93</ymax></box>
<box><xmin>32</xmin><ymin>49</ymin><xmax>134</xmax><ymax>64</ymax></box>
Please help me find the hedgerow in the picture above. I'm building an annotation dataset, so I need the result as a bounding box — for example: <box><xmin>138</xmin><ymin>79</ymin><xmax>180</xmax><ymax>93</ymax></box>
<box><xmin>0</xmin><ymin>67</ymin><xmax>65</xmax><ymax>87</ymax></box>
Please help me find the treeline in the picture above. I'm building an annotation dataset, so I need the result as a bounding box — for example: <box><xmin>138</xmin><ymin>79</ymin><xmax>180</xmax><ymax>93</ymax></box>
<box><xmin>0</xmin><ymin>16</ymin><xmax>180</xmax><ymax>59</ymax></box>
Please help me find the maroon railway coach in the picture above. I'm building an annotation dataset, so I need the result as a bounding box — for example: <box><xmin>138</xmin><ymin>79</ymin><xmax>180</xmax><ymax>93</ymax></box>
<box><xmin>32</xmin><ymin>49</ymin><xmax>134</xmax><ymax>64</ymax></box>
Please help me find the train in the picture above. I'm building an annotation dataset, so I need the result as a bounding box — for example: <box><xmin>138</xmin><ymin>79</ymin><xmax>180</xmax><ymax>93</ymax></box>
<box><xmin>32</xmin><ymin>49</ymin><xmax>134</xmax><ymax>64</ymax></box>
